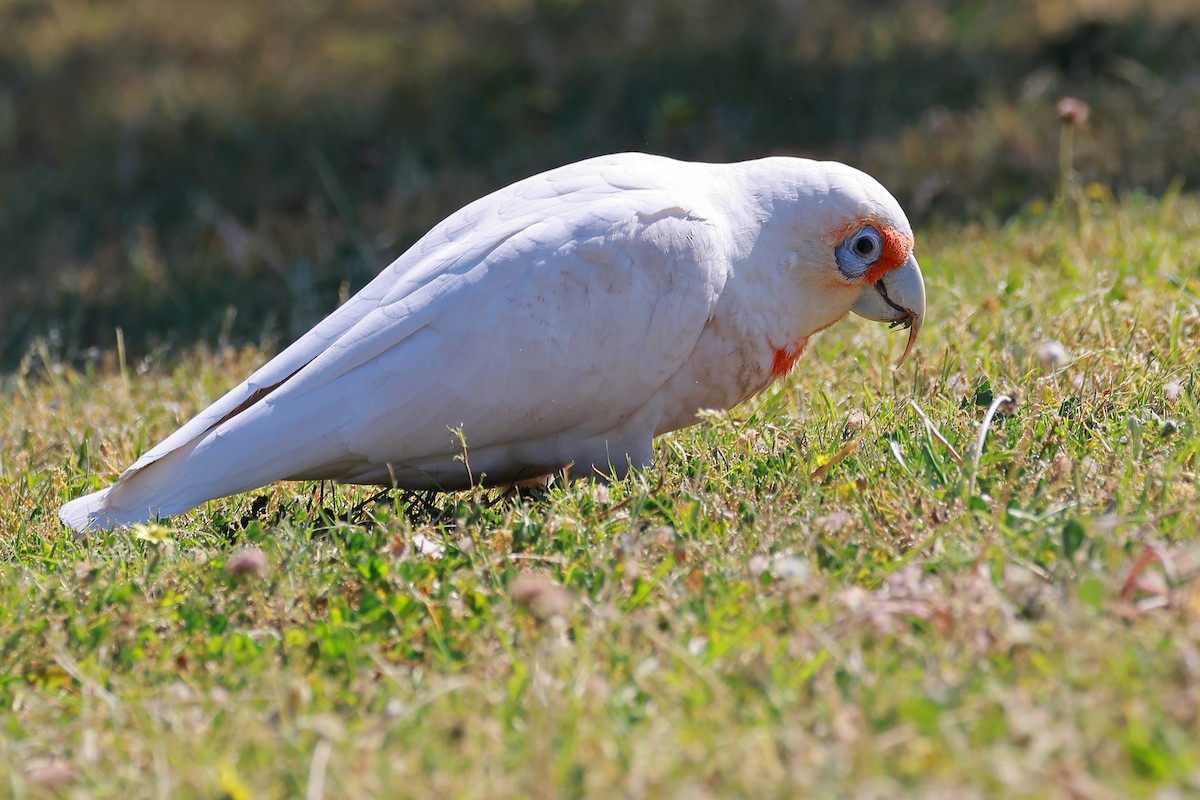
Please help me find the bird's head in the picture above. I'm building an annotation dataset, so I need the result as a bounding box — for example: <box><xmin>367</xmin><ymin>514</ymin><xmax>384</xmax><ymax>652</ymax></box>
<box><xmin>755</xmin><ymin>159</ymin><xmax>926</xmax><ymax>365</ymax></box>
<box><xmin>830</xmin><ymin>216</ymin><xmax>924</xmax><ymax>365</ymax></box>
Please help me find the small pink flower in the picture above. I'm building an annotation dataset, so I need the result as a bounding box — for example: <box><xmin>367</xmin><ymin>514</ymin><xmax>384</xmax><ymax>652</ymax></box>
<box><xmin>1057</xmin><ymin>97</ymin><xmax>1090</xmax><ymax>126</ymax></box>
<box><xmin>226</xmin><ymin>546</ymin><xmax>268</xmax><ymax>578</ymax></box>
<box><xmin>511</xmin><ymin>574</ymin><xmax>574</xmax><ymax>621</ymax></box>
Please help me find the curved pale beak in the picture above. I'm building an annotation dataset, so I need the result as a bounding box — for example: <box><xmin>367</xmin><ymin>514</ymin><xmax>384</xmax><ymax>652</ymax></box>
<box><xmin>851</xmin><ymin>254</ymin><xmax>925</xmax><ymax>366</ymax></box>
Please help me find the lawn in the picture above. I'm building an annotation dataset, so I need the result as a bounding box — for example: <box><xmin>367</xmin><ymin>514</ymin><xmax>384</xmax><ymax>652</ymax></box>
<box><xmin>2</xmin><ymin>192</ymin><xmax>1198</xmax><ymax>797</ymax></box>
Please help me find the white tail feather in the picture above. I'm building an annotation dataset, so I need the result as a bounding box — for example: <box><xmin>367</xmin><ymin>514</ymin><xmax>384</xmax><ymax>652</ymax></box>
<box><xmin>58</xmin><ymin>390</ymin><xmax>357</xmax><ymax>533</ymax></box>
<box><xmin>58</xmin><ymin>488</ymin><xmax>118</xmax><ymax>532</ymax></box>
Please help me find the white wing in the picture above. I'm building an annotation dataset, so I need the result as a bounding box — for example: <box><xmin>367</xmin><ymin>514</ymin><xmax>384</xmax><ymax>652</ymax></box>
<box><xmin>63</xmin><ymin>154</ymin><xmax>729</xmax><ymax>528</ymax></box>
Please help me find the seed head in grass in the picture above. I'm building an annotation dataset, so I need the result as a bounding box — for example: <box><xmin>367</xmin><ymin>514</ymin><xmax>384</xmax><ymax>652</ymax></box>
<box><xmin>1034</xmin><ymin>339</ymin><xmax>1070</xmax><ymax>371</ymax></box>
<box><xmin>60</xmin><ymin>153</ymin><xmax>925</xmax><ymax>531</ymax></box>
<box><xmin>1057</xmin><ymin>96</ymin><xmax>1091</xmax><ymax>202</ymax></box>
<box><xmin>842</xmin><ymin>408</ymin><xmax>868</xmax><ymax>435</ymax></box>
<box><xmin>225</xmin><ymin>546</ymin><xmax>268</xmax><ymax>579</ymax></box>
<box><xmin>771</xmin><ymin>555</ymin><xmax>813</xmax><ymax>585</ymax></box>
<box><xmin>1056</xmin><ymin>97</ymin><xmax>1090</xmax><ymax>126</ymax></box>
<box><xmin>25</xmin><ymin>761</ymin><xmax>76</xmax><ymax>792</ymax></box>
<box><xmin>511</xmin><ymin>574</ymin><xmax>575</xmax><ymax>621</ymax></box>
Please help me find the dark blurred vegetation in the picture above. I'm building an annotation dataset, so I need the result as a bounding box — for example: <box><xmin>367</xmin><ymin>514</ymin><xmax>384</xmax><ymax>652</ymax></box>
<box><xmin>1</xmin><ymin>0</ymin><xmax>1198</xmax><ymax>367</ymax></box>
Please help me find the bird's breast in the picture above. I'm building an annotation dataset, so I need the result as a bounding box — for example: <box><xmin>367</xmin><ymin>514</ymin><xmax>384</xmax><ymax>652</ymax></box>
<box><xmin>653</xmin><ymin>313</ymin><xmax>801</xmax><ymax>436</ymax></box>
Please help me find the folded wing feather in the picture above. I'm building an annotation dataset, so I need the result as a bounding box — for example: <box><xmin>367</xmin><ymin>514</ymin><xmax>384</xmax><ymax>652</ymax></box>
<box><xmin>63</xmin><ymin>154</ymin><xmax>730</xmax><ymax>529</ymax></box>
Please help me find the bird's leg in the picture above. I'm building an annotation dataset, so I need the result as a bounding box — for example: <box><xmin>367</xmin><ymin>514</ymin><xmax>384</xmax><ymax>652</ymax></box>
<box><xmin>347</xmin><ymin>487</ymin><xmax>392</xmax><ymax>524</ymax></box>
<box><xmin>234</xmin><ymin>494</ymin><xmax>272</xmax><ymax>532</ymax></box>
<box><xmin>303</xmin><ymin>481</ymin><xmax>328</xmax><ymax>516</ymax></box>
<box><xmin>393</xmin><ymin>488</ymin><xmax>446</xmax><ymax>525</ymax></box>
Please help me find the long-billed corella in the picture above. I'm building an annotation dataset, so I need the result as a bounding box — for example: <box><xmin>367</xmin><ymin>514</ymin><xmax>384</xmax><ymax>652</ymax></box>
<box><xmin>60</xmin><ymin>152</ymin><xmax>925</xmax><ymax>531</ymax></box>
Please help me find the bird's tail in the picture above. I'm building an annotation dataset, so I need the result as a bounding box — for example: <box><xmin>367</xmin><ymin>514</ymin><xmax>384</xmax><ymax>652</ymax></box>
<box><xmin>58</xmin><ymin>406</ymin><xmax>349</xmax><ymax>533</ymax></box>
<box><xmin>58</xmin><ymin>438</ymin><xmax>228</xmax><ymax>532</ymax></box>
<box><xmin>60</xmin><ymin>476</ymin><xmax>188</xmax><ymax>532</ymax></box>
<box><xmin>58</xmin><ymin>487</ymin><xmax>120</xmax><ymax>532</ymax></box>
<box><xmin>57</xmin><ymin>425</ymin><xmax>234</xmax><ymax>531</ymax></box>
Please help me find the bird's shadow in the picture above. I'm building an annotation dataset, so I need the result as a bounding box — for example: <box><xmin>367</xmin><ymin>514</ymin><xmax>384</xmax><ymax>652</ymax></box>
<box><xmin>224</xmin><ymin>480</ymin><xmax>557</xmax><ymax>542</ymax></box>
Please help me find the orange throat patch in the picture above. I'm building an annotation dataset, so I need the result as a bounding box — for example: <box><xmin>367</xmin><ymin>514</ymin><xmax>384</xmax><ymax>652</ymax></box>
<box><xmin>770</xmin><ymin>338</ymin><xmax>808</xmax><ymax>378</ymax></box>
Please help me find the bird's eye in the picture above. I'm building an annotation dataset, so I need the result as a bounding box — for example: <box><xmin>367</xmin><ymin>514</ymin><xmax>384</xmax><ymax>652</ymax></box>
<box><xmin>835</xmin><ymin>225</ymin><xmax>885</xmax><ymax>280</ymax></box>
<box><xmin>852</xmin><ymin>230</ymin><xmax>880</xmax><ymax>259</ymax></box>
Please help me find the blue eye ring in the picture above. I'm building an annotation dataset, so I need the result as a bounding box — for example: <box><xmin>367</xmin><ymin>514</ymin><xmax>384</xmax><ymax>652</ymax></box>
<box><xmin>835</xmin><ymin>226</ymin><xmax>882</xmax><ymax>278</ymax></box>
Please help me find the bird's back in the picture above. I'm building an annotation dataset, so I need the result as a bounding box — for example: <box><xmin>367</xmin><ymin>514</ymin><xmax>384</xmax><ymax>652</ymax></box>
<box><xmin>62</xmin><ymin>154</ymin><xmax>745</xmax><ymax>528</ymax></box>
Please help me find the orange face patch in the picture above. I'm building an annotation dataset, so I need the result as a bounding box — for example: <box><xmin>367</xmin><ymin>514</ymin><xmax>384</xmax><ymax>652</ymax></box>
<box><xmin>825</xmin><ymin>219</ymin><xmax>914</xmax><ymax>285</ymax></box>
<box><xmin>861</xmin><ymin>224</ymin><xmax>914</xmax><ymax>284</ymax></box>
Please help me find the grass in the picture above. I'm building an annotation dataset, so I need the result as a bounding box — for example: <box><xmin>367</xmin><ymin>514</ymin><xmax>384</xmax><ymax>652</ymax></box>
<box><xmin>1</xmin><ymin>190</ymin><xmax>1198</xmax><ymax>797</ymax></box>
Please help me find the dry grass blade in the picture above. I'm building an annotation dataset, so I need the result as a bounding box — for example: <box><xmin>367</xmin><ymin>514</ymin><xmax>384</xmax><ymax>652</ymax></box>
<box><xmin>305</xmin><ymin>738</ymin><xmax>333</xmax><ymax>800</ymax></box>
<box><xmin>809</xmin><ymin>437</ymin><xmax>861</xmax><ymax>483</ymax></box>
<box><xmin>966</xmin><ymin>393</ymin><xmax>1015</xmax><ymax>501</ymax></box>
<box><xmin>909</xmin><ymin>400</ymin><xmax>962</xmax><ymax>465</ymax></box>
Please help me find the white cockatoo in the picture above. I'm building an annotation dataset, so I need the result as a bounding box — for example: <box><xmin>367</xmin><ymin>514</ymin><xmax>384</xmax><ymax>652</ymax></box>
<box><xmin>60</xmin><ymin>153</ymin><xmax>924</xmax><ymax>532</ymax></box>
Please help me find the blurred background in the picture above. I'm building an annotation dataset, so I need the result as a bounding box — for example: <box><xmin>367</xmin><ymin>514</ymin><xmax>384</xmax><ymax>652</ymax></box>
<box><xmin>1</xmin><ymin>0</ymin><xmax>1197</xmax><ymax>368</ymax></box>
